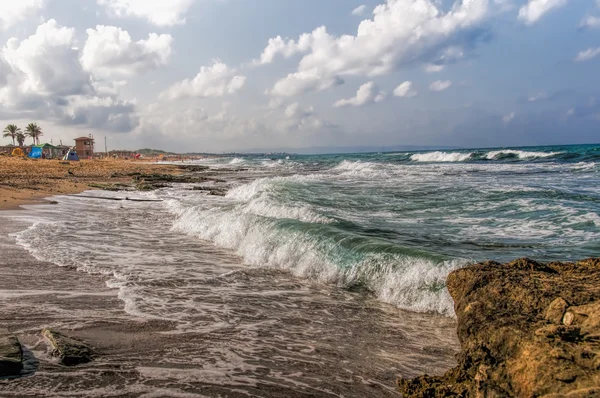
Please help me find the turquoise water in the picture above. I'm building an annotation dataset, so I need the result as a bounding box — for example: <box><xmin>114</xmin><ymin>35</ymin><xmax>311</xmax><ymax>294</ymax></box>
<box><xmin>165</xmin><ymin>144</ymin><xmax>600</xmax><ymax>315</ymax></box>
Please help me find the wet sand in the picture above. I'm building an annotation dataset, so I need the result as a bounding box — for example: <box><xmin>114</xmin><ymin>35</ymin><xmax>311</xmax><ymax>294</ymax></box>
<box><xmin>0</xmin><ymin>209</ymin><xmax>460</xmax><ymax>397</ymax></box>
<box><xmin>0</xmin><ymin>157</ymin><xmax>177</xmax><ymax>210</ymax></box>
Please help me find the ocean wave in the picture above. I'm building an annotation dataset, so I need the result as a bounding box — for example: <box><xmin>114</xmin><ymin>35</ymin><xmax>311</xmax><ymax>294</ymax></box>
<box><xmin>411</xmin><ymin>151</ymin><xmax>473</xmax><ymax>162</ymax></box>
<box><xmin>333</xmin><ymin>160</ymin><xmax>381</xmax><ymax>173</ymax></box>
<box><xmin>167</xmin><ymin>183</ymin><xmax>462</xmax><ymax>316</ymax></box>
<box><xmin>410</xmin><ymin>149</ymin><xmax>564</xmax><ymax>162</ymax></box>
<box><xmin>484</xmin><ymin>150</ymin><xmax>562</xmax><ymax>160</ymax></box>
<box><xmin>229</xmin><ymin>157</ymin><xmax>246</xmax><ymax>164</ymax></box>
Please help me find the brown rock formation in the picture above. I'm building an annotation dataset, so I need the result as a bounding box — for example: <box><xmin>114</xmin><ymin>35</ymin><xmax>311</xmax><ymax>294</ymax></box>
<box><xmin>398</xmin><ymin>258</ymin><xmax>600</xmax><ymax>397</ymax></box>
<box><xmin>43</xmin><ymin>329</ymin><xmax>94</xmax><ymax>366</ymax></box>
<box><xmin>0</xmin><ymin>329</ymin><xmax>23</xmax><ymax>376</ymax></box>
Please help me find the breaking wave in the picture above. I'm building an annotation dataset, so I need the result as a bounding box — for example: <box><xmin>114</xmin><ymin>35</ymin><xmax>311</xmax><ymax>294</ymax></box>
<box><xmin>483</xmin><ymin>150</ymin><xmax>563</xmax><ymax>160</ymax></box>
<box><xmin>229</xmin><ymin>157</ymin><xmax>246</xmax><ymax>164</ymax></box>
<box><xmin>166</xmin><ymin>176</ymin><xmax>463</xmax><ymax>316</ymax></box>
<box><xmin>409</xmin><ymin>149</ymin><xmax>564</xmax><ymax>162</ymax></box>
<box><xmin>411</xmin><ymin>151</ymin><xmax>473</xmax><ymax>162</ymax></box>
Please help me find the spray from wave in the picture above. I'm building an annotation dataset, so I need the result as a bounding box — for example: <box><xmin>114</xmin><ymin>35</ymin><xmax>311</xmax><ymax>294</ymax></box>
<box><xmin>408</xmin><ymin>149</ymin><xmax>564</xmax><ymax>162</ymax></box>
<box><xmin>167</xmin><ymin>176</ymin><xmax>464</xmax><ymax>316</ymax></box>
<box><xmin>411</xmin><ymin>151</ymin><xmax>473</xmax><ymax>162</ymax></box>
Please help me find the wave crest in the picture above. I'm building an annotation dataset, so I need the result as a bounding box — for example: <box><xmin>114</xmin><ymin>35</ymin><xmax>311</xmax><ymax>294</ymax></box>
<box><xmin>411</xmin><ymin>152</ymin><xmax>473</xmax><ymax>162</ymax></box>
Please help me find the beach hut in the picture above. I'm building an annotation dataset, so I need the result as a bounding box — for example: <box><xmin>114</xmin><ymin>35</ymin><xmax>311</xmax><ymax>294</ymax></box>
<box><xmin>63</xmin><ymin>149</ymin><xmax>80</xmax><ymax>161</ymax></box>
<box><xmin>11</xmin><ymin>148</ymin><xmax>25</xmax><ymax>157</ymax></box>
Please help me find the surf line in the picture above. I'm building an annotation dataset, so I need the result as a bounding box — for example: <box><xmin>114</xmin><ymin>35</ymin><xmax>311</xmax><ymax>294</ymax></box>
<box><xmin>66</xmin><ymin>195</ymin><xmax>163</xmax><ymax>202</ymax></box>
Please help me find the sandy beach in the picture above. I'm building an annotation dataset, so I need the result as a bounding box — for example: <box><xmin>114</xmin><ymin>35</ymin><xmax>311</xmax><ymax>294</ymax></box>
<box><xmin>0</xmin><ymin>157</ymin><xmax>178</xmax><ymax>210</ymax></box>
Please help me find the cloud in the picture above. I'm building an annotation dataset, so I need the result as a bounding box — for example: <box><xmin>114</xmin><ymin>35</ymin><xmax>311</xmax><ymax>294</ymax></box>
<box><xmin>161</xmin><ymin>61</ymin><xmax>246</xmax><ymax>100</ymax></box>
<box><xmin>429</xmin><ymin>80</ymin><xmax>452</xmax><ymax>92</ymax></box>
<box><xmin>97</xmin><ymin>0</ymin><xmax>196</xmax><ymax>27</ymax></box>
<box><xmin>424</xmin><ymin>64</ymin><xmax>445</xmax><ymax>73</ymax></box>
<box><xmin>393</xmin><ymin>81</ymin><xmax>417</xmax><ymax>97</ymax></box>
<box><xmin>575</xmin><ymin>47</ymin><xmax>600</xmax><ymax>62</ymax></box>
<box><xmin>259</xmin><ymin>0</ymin><xmax>489</xmax><ymax>97</ymax></box>
<box><xmin>0</xmin><ymin>1</ymin><xmax>44</xmax><ymax>30</ymax></box>
<box><xmin>493</xmin><ymin>0</ymin><xmax>515</xmax><ymax>12</ymax></box>
<box><xmin>518</xmin><ymin>0</ymin><xmax>569</xmax><ymax>25</ymax></box>
<box><xmin>270</xmin><ymin>70</ymin><xmax>343</xmax><ymax>97</ymax></box>
<box><xmin>579</xmin><ymin>16</ymin><xmax>600</xmax><ymax>29</ymax></box>
<box><xmin>81</xmin><ymin>26</ymin><xmax>172</xmax><ymax>79</ymax></box>
<box><xmin>0</xmin><ymin>20</ymin><xmax>137</xmax><ymax>132</ymax></box>
<box><xmin>137</xmin><ymin>99</ymin><xmax>338</xmax><ymax>152</ymax></box>
<box><xmin>503</xmin><ymin>111</ymin><xmax>515</xmax><ymax>123</ymax></box>
<box><xmin>284</xmin><ymin>102</ymin><xmax>314</xmax><ymax>118</ymax></box>
<box><xmin>0</xmin><ymin>20</ymin><xmax>91</xmax><ymax>100</ymax></box>
<box><xmin>352</xmin><ymin>5</ymin><xmax>367</xmax><ymax>16</ymax></box>
<box><xmin>333</xmin><ymin>82</ymin><xmax>386</xmax><ymax>107</ymax></box>
<box><xmin>62</xmin><ymin>95</ymin><xmax>137</xmax><ymax>132</ymax></box>
<box><xmin>528</xmin><ymin>92</ymin><xmax>548</xmax><ymax>102</ymax></box>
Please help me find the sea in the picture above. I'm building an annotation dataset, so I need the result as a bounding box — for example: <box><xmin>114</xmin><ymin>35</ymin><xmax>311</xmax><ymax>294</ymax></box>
<box><xmin>3</xmin><ymin>143</ymin><xmax>600</xmax><ymax>395</ymax></box>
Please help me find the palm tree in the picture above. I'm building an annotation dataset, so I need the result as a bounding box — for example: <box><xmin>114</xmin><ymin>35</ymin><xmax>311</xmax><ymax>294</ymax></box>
<box><xmin>3</xmin><ymin>124</ymin><xmax>20</xmax><ymax>146</ymax></box>
<box><xmin>15</xmin><ymin>132</ymin><xmax>25</xmax><ymax>146</ymax></box>
<box><xmin>25</xmin><ymin>123</ymin><xmax>43</xmax><ymax>145</ymax></box>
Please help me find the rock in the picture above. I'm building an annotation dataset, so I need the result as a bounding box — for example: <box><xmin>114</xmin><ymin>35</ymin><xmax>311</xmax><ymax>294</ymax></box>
<box><xmin>398</xmin><ymin>258</ymin><xmax>600</xmax><ymax>398</ymax></box>
<box><xmin>546</xmin><ymin>297</ymin><xmax>569</xmax><ymax>324</ymax></box>
<box><xmin>42</xmin><ymin>329</ymin><xmax>94</xmax><ymax>366</ymax></box>
<box><xmin>0</xmin><ymin>328</ymin><xmax>23</xmax><ymax>376</ymax></box>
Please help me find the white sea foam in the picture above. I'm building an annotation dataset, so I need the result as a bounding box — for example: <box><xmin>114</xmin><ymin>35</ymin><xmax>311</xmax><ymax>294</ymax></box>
<box><xmin>332</xmin><ymin>160</ymin><xmax>383</xmax><ymax>177</ymax></box>
<box><xmin>485</xmin><ymin>149</ymin><xmax>562</xmax><ymax>159</ymax></box>
<box><xmin>411</xmin><ymin>151</ymin><xmax>473</xmax><ymax>162</ymax></box>
<box><xmin>229</xmin><ymin>157</ymin><xmax>245</xmax><ymax>164</ymax></box>
<box><xmin>167</xmin><ymin>179</ymin><xmax>461</xmax><ymax>316</ymax></box>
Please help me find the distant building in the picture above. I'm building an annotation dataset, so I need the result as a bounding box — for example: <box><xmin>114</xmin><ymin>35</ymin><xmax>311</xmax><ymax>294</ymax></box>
<box><xmin>74</xmin><ymin>137</ymin><xmax>94</xmax><ymax>158</ymax></box>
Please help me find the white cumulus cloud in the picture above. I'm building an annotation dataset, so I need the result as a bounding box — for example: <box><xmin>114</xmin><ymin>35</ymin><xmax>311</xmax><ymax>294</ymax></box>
<box><xmin>393</xmin><ymin>81</ymin><xmax>417</xmax><ymax>97</ymax></box>
<box><xmin>258</xmin><ymin>0</ymin><xmax>489</xmax><ymax>97</ymax></box>
<box><xmin>97</xmin><ymin>0</ymin><xmax>196</xmax><ymax>27</ymax></box>
<box><xmin>161</xmin><ymin>62</ymin><xmax>246</xmax><ymax>100</ymax></box>
<box><xmin>352</xmin><ymin>5</ymin><xmax>367</xmax><ymax>15</ymax></box>
<box><xmin>334</xmin><ymin>82</ymin><xmax>386</xmax><ymax>107</ymax></box>
<box><xmin>429</xmin><ymin>80</ymin><xmax>452</xmax><ymax>92</ymax></box>
<box><xmin>81</xmin><ymin>26</ymin><xmax>172</xmax><ymax>78</ymax></box>
<box><xmin>0</xmin><ymin>20</ymin><xmax>137</xmax><ymax>131</ymax></box>
<box><xmin>575</xmin><ymin>47</ymin><xmax>600</xmax><ymax>62</ymax></box>
<box><xmin>424</xmin><ymin>64</ymin><xmax>445</xmax><ymax>73</ymax></box>
<box><xmin>518</xmin><ymin>0</ymin><xmax>569</xmax><ymax>25</ymax></box>
<box><xmin>0</xmin><ymin>20</ymin><xmax>91</xmax><ymax>100</ymax></box>
<box><xmin>579</xmin><ymin>16</ymin><xmax>600</xmax><ymax>29</ymax></box>
<box><xmin>0</xmin><ymin>1</ymin><xmax>44</xmax><ymax>30</ymax></box>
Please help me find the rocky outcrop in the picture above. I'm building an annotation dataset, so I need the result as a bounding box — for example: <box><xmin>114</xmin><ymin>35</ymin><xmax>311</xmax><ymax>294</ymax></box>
<box><xmin>0</xmin><ymin>329</ymin><xmax>23</xmax><ymax>376</ymax></box>
<box><xmin>42</xmin><ymin>329</ymin><xmax>94</xmax><ymax>366</ymax></box>
<box><xmin>398</xmin><ymin>258</ymin><xmax>600</xmax><ymax>397</ymax></box>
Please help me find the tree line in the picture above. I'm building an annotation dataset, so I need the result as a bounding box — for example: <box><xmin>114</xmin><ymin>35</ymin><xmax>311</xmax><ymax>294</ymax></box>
<box><xmin>2</xmin><ymin>123</ymin><xmax>43</xmax><ymax>146</ymax></box>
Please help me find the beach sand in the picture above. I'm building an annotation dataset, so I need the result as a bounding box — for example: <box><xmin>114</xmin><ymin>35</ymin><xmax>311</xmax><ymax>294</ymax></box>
<box><xmin>0</xmin><ymin>157</ymin><xmax>177</xmax><ymax>210</ymax></box>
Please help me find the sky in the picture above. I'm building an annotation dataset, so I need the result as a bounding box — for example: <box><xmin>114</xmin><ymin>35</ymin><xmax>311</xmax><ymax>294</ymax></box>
<box><xmin>0</xmin><ymin>0</ymin><xmax>599</xmax><ymax>153</ymax></box>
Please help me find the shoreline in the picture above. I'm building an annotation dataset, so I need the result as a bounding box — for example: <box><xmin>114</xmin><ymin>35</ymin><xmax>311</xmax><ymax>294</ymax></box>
<box><xmin>0</xmin><ymin>176</ymin><xmax>459</xmax><ymax>396</ymax></box>
<box><xmin>0</xmin><ymin>157</ymin><xmax>181</xmax><ymax>210</ymax></box>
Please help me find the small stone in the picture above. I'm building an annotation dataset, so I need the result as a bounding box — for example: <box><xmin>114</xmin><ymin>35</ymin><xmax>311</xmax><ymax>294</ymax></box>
<box><xmin>0</xmin><ymin>328</ymin><xmax>23</xmax><ymax>376</ymax></box>
<box><xmin>42</xmin><ymin>329</ymin><xmax>94</xmax><ymax>366</ymax></box>
<box><xmin>563</xmin><ymin>312</ymin><xmax>575</xmax><ymax>326</ymax></box>
<box><xmin>546</xmin><ymin>297</ymin><xmax>569</xmax><ymax>324</ymax></box>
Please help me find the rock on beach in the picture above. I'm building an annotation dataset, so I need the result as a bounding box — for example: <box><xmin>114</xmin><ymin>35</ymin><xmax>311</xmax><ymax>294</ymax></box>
<box><xmin>399</xmin><ymin>258</ymin><xmax>600</xmax><ymax>397</ymax></box>
<box><xmin>43</xmin><ymin>329</ymin><xmax>94</xmax><ymax>366</ymax></box>
<box><xmin>0</xmin><ymin>329</ymin><xmax>23</xmax><ymax>376</ymax></box>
